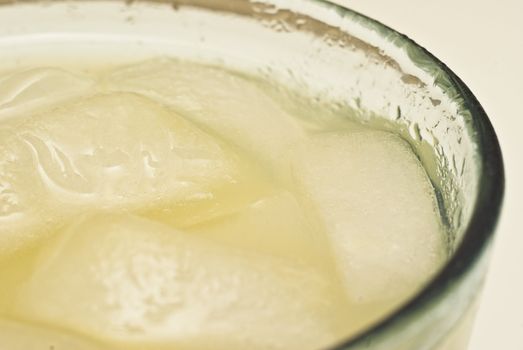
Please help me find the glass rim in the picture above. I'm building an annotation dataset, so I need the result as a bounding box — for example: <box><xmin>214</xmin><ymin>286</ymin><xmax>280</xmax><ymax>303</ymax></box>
<box><xmin>0</xmin><ymin>0</ymin><xmax>505</xmax><ymax>348</ymax></box>
<box><xmin>304</xmin><ymin>1</ymin><xmax>505</xmax><ymax>348</ymax></box>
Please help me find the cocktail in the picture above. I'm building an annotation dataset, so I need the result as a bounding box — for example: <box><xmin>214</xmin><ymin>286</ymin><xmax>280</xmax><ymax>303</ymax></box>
<box><xmin>0</xmin><ymin>1</ymin><xmax>504</xmax><ymax>349</ymax></box>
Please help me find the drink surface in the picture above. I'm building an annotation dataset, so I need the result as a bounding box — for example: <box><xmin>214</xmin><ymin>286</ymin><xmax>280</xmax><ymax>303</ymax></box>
<box><xmin>0</xmin><ymin>58</ymin><xmax>446</xmax><ymax>350</ymax></box>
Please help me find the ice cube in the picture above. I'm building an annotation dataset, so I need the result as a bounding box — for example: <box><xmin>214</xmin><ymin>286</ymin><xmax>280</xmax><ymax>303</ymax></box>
<box><xmin>0</xmin><ymin>68</ymin><xmax>94</xmax><ymax>120</ymax></box>
<box><xmin>22</xmin><ymin>92</ymin><xmax>240</xmax><ymax>206</ymax></box>
<box><xmin>292</xmin><ymin>130</ymin><xmax>445</xmax><ymax>305</ymax></box>
<box><xmin>11</xmin><ymin>214</ymin><xmax>352</xmax><ymax>350</ymax></box>
<box><xmin>104</xmin><ymin>59</ymin><xmax>305</xmax><ymax>178</ymax></box>
<box><xmin>0</xmin><ymin>92</ymin><xmax>243</xmax><ymax>256</ymax></box>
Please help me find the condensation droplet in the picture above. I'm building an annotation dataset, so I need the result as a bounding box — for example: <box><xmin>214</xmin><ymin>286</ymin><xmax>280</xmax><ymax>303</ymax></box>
<box><xmin>429</xmin><ymin>97</ymin><xmax>441</xmax><ymax>106</ymax></box>
<box><xmin>408</xmin><ymin>122</ymin><xmax>422</xmax><ymax>142</ymax></box>
<box><xmin>396</xmin><ymin>105</ymin><xmax>402</xmax><ymax>120</ymax></box>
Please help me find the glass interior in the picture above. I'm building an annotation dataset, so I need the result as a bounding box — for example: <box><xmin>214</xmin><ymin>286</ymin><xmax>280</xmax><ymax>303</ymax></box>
<box><xmin>0</xmin><ymin>0</ymin><xmax>504</xmax><ymax>349</ymax></box>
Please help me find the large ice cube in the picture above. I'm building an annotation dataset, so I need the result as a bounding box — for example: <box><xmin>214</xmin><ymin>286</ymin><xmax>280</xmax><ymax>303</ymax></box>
<box><xmin>11</xmin><ymin>214</ymin><xmax>352</xmax><ymax>350</ymax></box>
<box><xmin>104</xmin><ymin>59</ymin><xmax>305</xmax><ymax>177</ymax></box>
<box><xmin>292</xmin><ymin>131</ymin><xmax>445</xmax><ymax>305</ymax></box>
<box><xmin>0</xmin><ymin>93</ymin><xmax>243</xmax><ymax>256</ymax></box>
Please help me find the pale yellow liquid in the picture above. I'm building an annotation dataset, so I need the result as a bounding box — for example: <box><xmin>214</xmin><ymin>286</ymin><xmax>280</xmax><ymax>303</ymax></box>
<box><xmin>0</xmin><ymin>58</ymin><xmax>446</xmax><ymax>350</ymax></box>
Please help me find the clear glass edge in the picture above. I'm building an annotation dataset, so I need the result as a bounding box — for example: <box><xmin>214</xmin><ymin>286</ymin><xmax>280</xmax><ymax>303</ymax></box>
<box><xmin>308</xmin><ymin>1</ymin><xmax>505</xmax><ymax>348</ymax></box>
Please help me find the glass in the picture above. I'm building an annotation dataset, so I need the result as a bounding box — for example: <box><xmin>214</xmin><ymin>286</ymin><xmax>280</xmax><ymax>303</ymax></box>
<box><xmin>0</xmin><ymin>0</ymin><xmax>504</xmax><ymax>349</ymax></box>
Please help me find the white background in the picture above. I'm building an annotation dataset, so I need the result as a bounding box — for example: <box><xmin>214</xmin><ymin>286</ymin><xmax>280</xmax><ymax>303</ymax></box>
<box><xmin>337</xmin><ymin>1</ymin><xmax>523</xmax><ymax>349</ymax></box>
